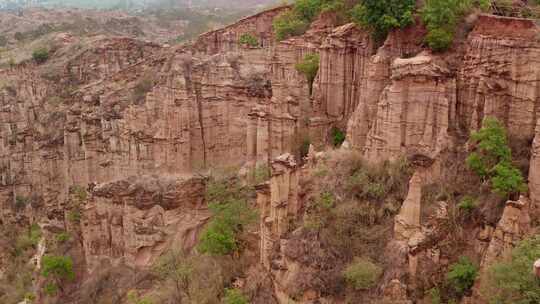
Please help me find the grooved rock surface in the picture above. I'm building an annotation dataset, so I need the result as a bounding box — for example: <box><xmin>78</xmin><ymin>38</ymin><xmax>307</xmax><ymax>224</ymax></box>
<box><xmin>457</xmin><ymin>15</ymin><xmax>540</xmax><ymax>139</ymax></box>
<box><xmin>363</xmin><ymin>53</ymin><xmax>453</xmax><ymax>161</ymax></box>
<box><xmin>82</xmin><ymin>174</ymin><xmax>207</xmax><ymax>271</ymax></box>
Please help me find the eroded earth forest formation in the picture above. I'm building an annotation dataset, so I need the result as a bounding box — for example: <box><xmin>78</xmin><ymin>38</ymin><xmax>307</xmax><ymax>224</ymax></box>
<box><xmin>0</xmin><ymin>0</ymin><xmax>540</xmax><ymax>303</ymax></box>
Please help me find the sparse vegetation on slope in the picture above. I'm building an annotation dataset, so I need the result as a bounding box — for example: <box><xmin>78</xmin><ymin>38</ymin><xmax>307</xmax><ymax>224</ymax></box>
<box><xmin>484</xmin><ymin>235</ymin><xmax>540</xmax><ymax>304</ymax></box>
<box><xmin>350</xmin><ymin>0</ymin><xmax>415</xmax><ymax>40</ymax></box>
<box><xmin>466</xmin><ymin>117</ymin><xmax>526</xmax><ymax>198</ymax></box>
<box><xmin>198</xmin><ymin>174</ymin><xmax>258</xmax><ymax>255</ymax></box>
<box><xmin>295</xmin><ymin>53</ymin><xmax>320</xmax><ymax>95</ymax></box>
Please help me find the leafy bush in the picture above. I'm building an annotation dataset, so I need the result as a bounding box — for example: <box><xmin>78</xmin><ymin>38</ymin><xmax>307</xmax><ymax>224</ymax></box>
<box><xmin>198</xmin><ymin>220</ymin><xmax>237</xmax><ymax>255</ymax></box>
<box><xmin>43</xmin><ymin>282</ymin><xmax>58</xmax><ymax>296</ymax></box>
<box><xmin>32</xmin><ymin>48</ymin><xmax>49</xmax><ymax>64</ymax></box>
<box><xmin>347</xmin><ymin>158</ymin><xmax>411</xmax><ymax>202</ymax></box>
<box><xmin>484</xmin><ymin>235</ymin><xmax>540</xmax><ymax>304</ymax></box>
<box><xmin>41</xmin><ymin>255</ymin><xmax>75</xmax><ymax>296</ymax></box>
<box><xmin>14</xmin><ymin>195</ymin><xmax>29</xmax><ymax>210</ymax></box>
<box><xmin>343</xmin><ymin>257</ymin><xmax>382</xmax><ymax>290</ymax></box>
<box><xmin>198</xmin><ymin>177</ymin><xmax>257</xmax><ymax>255</ymax></box>
<box><xmin>295</xmin><ymin>53</ymin><xmax>319</xmax><ymax>95</ymax></box>
<box><xmin>70</xmin><ymin>185</ymin><xmax>87</xmax><ymax>201</ymax></box>
<box><xmin>55</xmin><ymin>232</ymin><xmax>70</xmax><ymax>243</ymax></box>
<box><xmin>446</xmin><ymin>256</ymin><xmax>478</xmax><ymax>296</ymax></box>
<box><xmin>41</xmin><ymin>255</ymin><xmax>75</xmax><ymax>281</ymax></box>
<box><xmin>317</xmin><ymin>191</ymin><xmax>335</xmax><ymax>209</ymax></box>
<box><xmin>424</xmin><ymin>28</ymin><xmax>454</xmax><ymax>52</ymax></box>
<box><xmin>238</xmin><ymin>33</ymin><xmax>259</xmax><ymax>47</ymax></box>
<box><xmin>422</xmin><ymin>0</ymin><xmax>489</xmax><ymax>51</ymax></box>
<box><xmin>273</xmin><ymin>0</ymin><xmax>345</xmax><ymax>41</ymax></box>
<box><xmin>466</xmin><ymin>117</ymin><xmax>526</xmax><ymax>197</ymax></box>
<box><xmin>67</xmin><ymin>209</ymin><xmax>81</xmax><ymax>223</ymax></box>
<box><xmin>457</xmin><ymin>196</ymin><xmax>476</xmax><ymax>213</ymax></box>
<box><xmin>15</xmin><ymin>223</ymin><xmax>42</xmax><ymax>254</ymax></box>
<box><xmin>350</xmin><ymin>0</ymin><xmax>415</xmax><ymax>40</ymax></box>
<box><xmin>223</xmin><ymin>288</ymin><xmax>248</xmax><ymax>304</ymax></box>
<box><xmin>428</xmin><ymin>287</ymin><xmax>442</xmax><ymax>304</ymax></box>
<box><xmin>331</xmin><ymin>127</ymin><xmax>346</xmax><ymax>147</ymax></box>
<box><xmin>273</xmin><ymin>10</ymin><xmax>310</xmax><ymax>41</ymax></box>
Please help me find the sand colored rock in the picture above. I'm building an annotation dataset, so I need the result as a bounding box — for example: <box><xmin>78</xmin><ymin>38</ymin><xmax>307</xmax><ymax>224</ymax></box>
<box><xmin>82</xmin><ymin>175</ymin><xmax>207</xmax><ymax>271</ymax></box>
<box><xmin>363</xmin><ymin>53</ymin><xmax>452</xmax><ymax>162</ymax></box>
<box><xmin>258</xmin><ymin>153</ymin><xmax>299</xmax><ymax>270</ymax></box>
<box><xmin>457</xmin><ymin>15</ymin><xmax>540</xmax><ymax>139</ymax></box>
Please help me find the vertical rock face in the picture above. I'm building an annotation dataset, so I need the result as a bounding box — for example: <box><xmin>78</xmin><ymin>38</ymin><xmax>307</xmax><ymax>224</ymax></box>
<box><xmin>82</xmin><ymin>175</ymin><xmax>207</xmax><ymax>271</ymax></box>
<box><xmin>480</xmin><ymin>197</ymin><xmax>531</xmax><ymax>268</ymax></box>
<box><xmin>468</xmin><ymin>196</ymin><xmax>531</xmax><ymax>303</ymax></box>
<box><xmin>192</xmin><ymin>6</ymin><xmax>290</xmax><ymax>55</ymax></box>
<box><xmin>258</xmin><ymin>153</ymin><xmax>299</xmax><ymax>271</ymax></box>
<box><xmin>363</xmin><ymin>54</ymin><xmax>452</xmax><ymax>161</ymax></box>
<box><xmin>528</xmin><ymin>119</ymin><xmax>540</xmax><ymax>222</ymax></box>
<box><xmin>345</xmin><ymin>24</ymin><xmax>425</xmax><ymax>151</ymax></box>
<box><xmin>457</xmin><ymin>15</ymin><xmax>540</xmax><ymax>139</ymax></box>
<box><xmin>315</xmin><ymin>23</ymin><xmax>372</xmax><ymax>121</ymax></box>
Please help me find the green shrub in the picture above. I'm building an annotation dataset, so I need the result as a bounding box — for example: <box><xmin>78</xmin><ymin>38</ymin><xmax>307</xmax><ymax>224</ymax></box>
<box><xmin>70</xmin><ymin>185</ymin><xmax>87</xmax><ymax>201</ymax></box>
<box><xmin>15</xmin><ymin>223</ymin><xmax>42</xmax><ymax>254</ymax></box>
<box><xmin>484</xmin><ymin>235</ymin><xmax>540</xmax><ymax>304</ymax></box>
<box><xmin>317</xmin><ymin>191</ymin><xmax>335</xmax><ymax>209</ymax></box>
<box><xmin>490</xmin><ymin>162</ymin><xmax>527</xmax><ymax>197</ymax></box>
<box><xmin>32</xmin><ymin>48</ymin><xmax>49</xmax><ymax>64</ymax></box>
<box><xmin>428</xmin><ymin>287</ymin><xmax>442</xmax><ymax>304</ymax></box>
<box><xmin>466</xmin><ymin>117</ymin><xmax>526</xmax><ymax>197</ymax></box>
<box><xmin>223</xmin><ymin>288</ymin><xmax>248</xmax><ymax>304</ymax></box>
<box><xmin>331</xmin><ymin>127</ymin><xmax>346</xmax><ymax>147</ymax></box>
<box><xmin>446</xmin><ymin>256</ymin><xmax>478</xmax><ymax>296</ymax></box>
<box><xmin>41</xmin><ymin>255</ymin><xmax>75</xmax><ymax>281</ymax></box>
<box><xmin>67</xmin><ymin>209</ymin><xmax>81</xmax><ymax>223</ymax></box>
<box><xmin>457</xmin><ymin>196</ymin><xmax>476</xmax><ymax>213</ymax></box>
<box><xmin>346</xmin><ymin>159</ymin><xmax>410</xmax><ymax>202</ymax></box>
<box><xmin>295</xmin><ymin>53</ymin><xmax>319</xmax><ymax>94</ymax></box>
<box><xmin>273</xmin><ymin>10</ymin><xmax>310</xmax><ymax>41</ymax></box>
<box><xmin>55</xmin><ymin>232</ymin><xmax>70</xmax><ymax>243</ymax></box>
<box><xmin>350</xmin><ymin>0</ymin><xmax>415</xmax><ymax>40</ymax></box>
<box><xmin>43</xmin><ymin>282</ymin><xmax>58</xmax><ymax>296</ymax></box>
<box><xmin>422</xmin><ymin>0</ymin><xmax>489</xmax><ymax>52</ymax></box>
<box><xmin>198</xmin><ymin>198</ymin><xmax>257</xmax><ymax>255</ymax></box>
<box><xmin>343</xmin><ymin>257</ymin><xmax>382</xmax><ymax>290</ymax></box>
<box><xmin>41</xmin><ymin>255</ymin><xmax>75</xmax><ymax>296</ymax></box>
<box><xmin>273</xmin><ymin>0</ymin><xmax>345</xmax><ymax>41</ymax></box>
<box><xmin>0</xmin><ymin>36</ymin><xmax>7</xmax><ymax>47</ymax></box>
<box><xmin>425</xmin><ymin>28</ymin><xmax>454</xmax><ymax>52</ymax></box>
<box><xmin>15</xmin><ymin>195</ymin><xmax>29</xmax><ymax>210</ymax></box>
<box><xmin>198</xmin><ymin>220</ymin><xmax>237</xmax><ymax>255</ymax></box>
<box><xmin>238</xmin><ymin>33</ymin><xmax>259</xmax><ymax>47</ymax></box>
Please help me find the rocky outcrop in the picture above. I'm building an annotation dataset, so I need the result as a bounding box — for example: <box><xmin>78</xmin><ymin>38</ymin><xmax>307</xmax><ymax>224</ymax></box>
<box><xmin>315</xmin><ymin>23</ymin><xmax>372</xmax><ymax>121</ymax></box>
<box><xmin>192</xmin><ymin>6</ymin><xmax>290</xmax><ymax>54</ymax></box>
<box><xmin>528</xmin><ymin>119</ymin><xmax>540</xmax><ymax>222</ymax></box>
<box><xmin>457</xmin><ymin>15</ymin><xmax>540</xmax><ymax>139</ymax></box>
<box><xmin>466</xmin><ymin>196</ymin><xmax>532</xmax><ymax>303</ymax></box>
<box><xmin>258</xmin><ymin>153</ymin><xmax>299</xmax><ymax>270</ymax></box>
<box><xmin>82</xmin><ymin>175</ymin><xmax>207</xmax><ymax>271</ymax></box>
<box><xmin>345</xmin><ymin>23</ymin><xmax>425</xmax><ymax>152</ymax></box>
<box><xmin>362</xmin><ymin>53</ymin><xmax>453</xmax><ymax>161</ymax></box>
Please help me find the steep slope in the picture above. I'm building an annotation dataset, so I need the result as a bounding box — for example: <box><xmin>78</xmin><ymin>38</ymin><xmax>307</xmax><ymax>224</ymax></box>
<box><xmin>0</xmin><ymin>5</ymin><xmax>539</xmax><ymax>304</ymax></box>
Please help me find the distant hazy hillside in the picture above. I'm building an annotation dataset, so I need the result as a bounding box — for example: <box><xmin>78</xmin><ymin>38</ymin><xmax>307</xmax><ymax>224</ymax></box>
<box><xmin>0</xmin><ymin>0</ymin><xmax>279</xmax><ymax>10</ymax></box>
